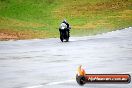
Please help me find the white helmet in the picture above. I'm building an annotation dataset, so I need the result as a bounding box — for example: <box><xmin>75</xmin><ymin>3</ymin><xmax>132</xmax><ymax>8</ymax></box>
<box><xmin>63</xmin><ymin>19</ymin><xmax>67</xmax><ymax>23</ymax></box>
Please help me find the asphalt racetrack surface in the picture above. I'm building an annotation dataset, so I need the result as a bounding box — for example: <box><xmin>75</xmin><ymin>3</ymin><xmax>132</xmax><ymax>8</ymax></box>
<box><xmin>0</xmin><ymin>27</ymin><xmax>132</xmax><ymax>88</ymax></box>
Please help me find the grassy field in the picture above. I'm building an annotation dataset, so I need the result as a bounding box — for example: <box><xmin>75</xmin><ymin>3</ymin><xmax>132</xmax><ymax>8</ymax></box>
<box><xmin>0</xmin><ymin>0</ymin><xmax>132</xmax><ymax>40</ymax></box>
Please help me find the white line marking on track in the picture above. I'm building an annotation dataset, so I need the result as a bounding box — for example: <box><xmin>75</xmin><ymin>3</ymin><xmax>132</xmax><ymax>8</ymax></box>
<box><xmin>25</xmin><ymin>85</ymin><xmax>43</xmax><ymax>88</ymax></box>
<box><xmin>46</xmin><ymin>79</ymin><xmax>75</xmax><ymax>85</ymax></box>
<box><xmin>24</xmin><ymin>79</ymin><xmax>75</xmax><ymax>88</ymax></box>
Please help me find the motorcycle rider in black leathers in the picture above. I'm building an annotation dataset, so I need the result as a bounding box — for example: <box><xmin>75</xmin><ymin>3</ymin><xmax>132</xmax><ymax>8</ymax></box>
<box><xmin>59</xmin><ymin>19</ymin><xmax>71</xmax><ymax>37</ymax></box>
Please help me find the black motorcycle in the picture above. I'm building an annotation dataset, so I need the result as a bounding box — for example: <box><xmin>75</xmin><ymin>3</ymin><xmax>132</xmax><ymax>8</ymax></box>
<box><xmin>59</xmin><ymin>23</ymin><xmax>70</xmax><ymax>42</ymax></box>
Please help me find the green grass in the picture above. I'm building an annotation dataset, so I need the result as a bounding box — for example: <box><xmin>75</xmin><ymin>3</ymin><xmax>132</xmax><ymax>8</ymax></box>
<box><xmin>0</xmin><ymin>0</ymin><xmax>132</xmax><ymax>39</ymax></box>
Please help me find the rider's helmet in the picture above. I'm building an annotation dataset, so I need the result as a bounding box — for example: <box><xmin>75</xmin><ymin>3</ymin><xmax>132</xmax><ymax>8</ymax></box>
<box><xmin>63</xmin><ymin>19</ymin><xmax>67</xmax><ymax>23</ymax></box>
